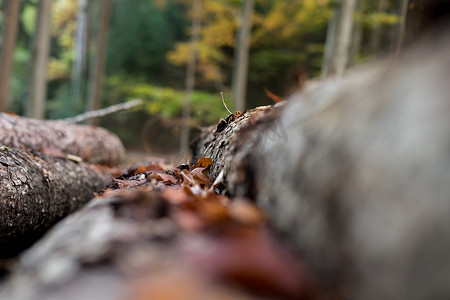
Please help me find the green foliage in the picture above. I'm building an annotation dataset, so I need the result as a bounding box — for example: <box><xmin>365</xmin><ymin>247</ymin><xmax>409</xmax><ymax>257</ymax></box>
<box><xmin>104</xmin><ymin>76</ymin><xmax>229</xmax><ymax>125</ymax></box>
<box><xmin>106</xmin><ymin>0</ymin><xmax>187</xmax><ymax>81</ymax></box>
<box><xmin>10</xmin><ymin>47</ymin><xmax>30</xmax><ymax>114</ymax></box>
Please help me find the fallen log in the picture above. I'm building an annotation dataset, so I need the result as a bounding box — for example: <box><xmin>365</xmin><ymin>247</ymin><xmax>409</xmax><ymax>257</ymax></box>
<box><xmin>194</xmin><ymin>29</ymin><xmax>450</xmax><ymax>299</ymax></box>
<box><xmin>0</xmin><ymin>146</ymin><xmax>112</xmax><ymax>257</ymax></box>
<box><xmin>0</xmin><ymin>113</ymin><xmax>125</xmax><ymax>165</ymax></box>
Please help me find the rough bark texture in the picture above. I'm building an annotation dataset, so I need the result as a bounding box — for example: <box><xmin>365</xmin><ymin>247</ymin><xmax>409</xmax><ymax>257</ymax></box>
<box><xmin>0</xmin><ymin>189</ymin><xmax>270</xmax><ymax>300</ymax></box>
<box><xmin>194</xmin><ymin>29</ymin><xmax>450</xmax><ymax>299</ymax></box>
<box><xmin>0</xmin><ymin>146</ymin><xmax>112</xmax><ymax>256</ymax></box>
<box><xmin>0</xmin><ymin>113</ymin><xmax>124</xmax><ymax>165</ymax></box>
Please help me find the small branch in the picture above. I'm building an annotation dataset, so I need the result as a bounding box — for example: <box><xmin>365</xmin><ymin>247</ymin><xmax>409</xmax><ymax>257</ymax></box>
<box><xmin>60</xmin><ymin>99</ymin><xmax>142</xmax><ymax>123</ymax></box>
<box><xmin>221</xmin><ymin>92</ymin><xmax>232</xmax><ymax>115</ymax></box>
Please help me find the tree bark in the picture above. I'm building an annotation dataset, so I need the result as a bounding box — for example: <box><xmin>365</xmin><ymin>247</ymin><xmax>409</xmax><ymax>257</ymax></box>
<box><xmin>321</xmin><ymin>1</ymin><xmax>340</xmax><ymax>77</ymax></box>
<box><xmin>328</xmin><ymin>0</ymin><xmax>357</xmax><ymax>77</ymax></box>
<box><xmin>180</xmin><ymin>0</ymin><xmax>202</xmax><ymax>155</ymax></box>
<box><xmin>395</xmin><ymin>0</ymin><xmax>409</xmax><ymax>56</ymax></box>
<box><xmin>26</xmin><ymin>0</ymin><xmax>52</xmax><ymax>119</ymax></box>
<box><xmin>193</xmin><ymin>29</ymin><xmax>450</xmax><ymax>300</ymax></box>
<box><xmin>0</xmin><ymin>113</ymin><xmax>125</xmax><ymax>165</ymax></box>
<box><xmin>231</xmin><ymin>0</ymin><xmax>254</xmax><ymax>111</ymax></box>
<box><xmin>0</xmin><ymin>147</ymin><xmax>112</xmax><ymax>257</ymax></box>
<box><xmin>86</xmin><ymin>0</ymin><xmax>112</xmax><ymax>124</ymax></box>
<box><xmin>369</xmin><ymin>0</ymin><xmax>388</xmax><ymax>56</ymax></box>
<box><xmin>0</xmin><ymin>0</ymin><xmax>20</xmax><ymax>112</ymax></box>
<box><xmin>72</xmin><ymin>0</ymin><xmax>89</xmax><ymax>108</ymax></box>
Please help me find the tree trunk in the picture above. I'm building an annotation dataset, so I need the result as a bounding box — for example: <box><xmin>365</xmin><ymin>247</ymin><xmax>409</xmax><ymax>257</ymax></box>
<box><xmin>231</xmin><ymin>0</ymin><xmax>254</xmax><ymax>111</ymax></box>
<box><xmin>0</xmin><ymin>113</ymin><xmax>125</xmax><ymax>165</ymax></box>
<box><xmin>86</xmin><ymin>0</ymin><xmax>112</xmax><ymax>124</ymax></box>
<box><xmin>0</xmin><ymin>0</ymin><xmax>20</xmax><ymax>112</ymax></box>
<box><xmin>369</xmin><ymin>0</ymin><xmax>388</xmax><ymax>56</ymax></box>
<box><xmin>349</xmin><ymin>0</ymin><xmax>363</xmax><ymax>66</ymax></box>
<box><xmin>395</xmin><ymin>0</ymin><xmax>409</xmax><ymax>56</ymax></box>
<box><xmin>193</xmin><ymin>28</ymin><xmax>450</xmax><ymax>300</ymax></box>
<box><xmin>321</xmin><ymin>1</ymin><xmax>340</xmax><ymax>76</ymax></box>
<box><xmin>72</xmin><ymin>0</ymin><xmax>89</xmax><ymax>109</ymax></box>
<box><xmin>0</xmin><ymin>147</ymin><xmax>112</xmax><ymax>257</ymax></box>
<box><xmin>328</xmin><ymin>0</ymin><xmax>357</xmax><ymax>77</ymax></box>
<box><xmin>180</xmin><ymin>0</ymin><xmax>202</xmax><ymax>155</ymax></box>
<box><xmin>26</xmin><ymin>0</ymin><xmax>52</xmax><ymax>119</ymax></box>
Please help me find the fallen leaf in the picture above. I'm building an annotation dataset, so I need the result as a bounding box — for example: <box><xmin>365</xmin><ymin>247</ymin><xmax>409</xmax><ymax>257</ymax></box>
<box><xmin>133</xmin><ymin>164</ymin><xmax>165</xmax><ymax>175</ymax></box>
<box><xmin>191</xmin><ymin>167</ymin><xmax>211</xmax><ymax>187</ymax></box>
<box><xmin>161</xmin><ymin>188</ymin><xmax>190</xmax><ymax>205</ymax></box>
<box><xmin>228</xmin><ymin>199</ymin><xmax>266</xmax><ymax>226</ymax></box>
<box><xmin>193</xmin><ymin>157</ymin><xmax>213</xmax><ymax>169</ymax></box>
<box><xmin>148</xmin><ymin>172</ymin><xmax>178</xmax><ymax>184</ymax></box>
<box><xmin>264</xmin><ymin>88</ymin><xmax>284</xmax><ymax>103</ymax></box>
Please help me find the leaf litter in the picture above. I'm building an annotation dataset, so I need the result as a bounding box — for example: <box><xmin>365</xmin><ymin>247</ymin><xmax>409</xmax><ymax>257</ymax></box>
<box><xmin>94</xmin><ymin>156</ymin><xmax>321</xmax><ymax>300</ymax></box>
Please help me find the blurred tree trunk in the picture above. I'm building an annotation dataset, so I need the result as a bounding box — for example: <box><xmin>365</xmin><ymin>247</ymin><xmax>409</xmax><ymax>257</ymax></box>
<box><xmin>395</xmin><ymin>0</ymin><xmax>409</xmax><ymax>56</ymax></box>
<box><xmin>349</xmin><ymin>0</ymin><xmax>364</xmax><ymax>66</ymax></box>
<box><xmin>26</xmin><ymin>0</ymin><xmax>51</xmax><ymax>119</ymax></box>
<box><xmin>0</xmin><ymin>0</ymin><xmax>20</xmax><ymax>112</ymax></box>
<box><xmin>72</xmin><ymin>0</ymin><xmax>89</xmax><ymax>109</ymax></box>
<box><xmin>180</xmin><ymin>0</ymin><xmax>202</xmax><ymax>155</ymax></box>
<box><xmin>327</xmin><ymin>0</ymin><xmax>358</xmax><ymax>77</ymax></box>
<box><xmin>86</xmin><ymin>0</ymin><xmax>111</xmax><ymax>124</ymax></box>
<box><xmin>322</xmin><ymin>1</ymin><xmax>340</xmax><ymax>76</ymax></box>
<box><xmin>231</xmin><ymin>0</ymin><xmax>254</xmax><ymax>112</ymax></box>
<box><xmin>369</xmin><ymin>0</ymin><xmax>388</xmax><ymax>56</ymax></box>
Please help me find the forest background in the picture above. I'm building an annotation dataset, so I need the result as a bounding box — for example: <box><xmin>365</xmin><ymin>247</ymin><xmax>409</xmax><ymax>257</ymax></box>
<box><xmin>0</xmin><ymin>0</ymin><xmax>405</xmax><ymax>154</ymax></box>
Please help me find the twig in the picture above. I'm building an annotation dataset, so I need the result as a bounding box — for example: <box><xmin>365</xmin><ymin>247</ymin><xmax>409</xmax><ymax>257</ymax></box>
<box><xmin>220</xmin><ymin>92</ymin><xmax>232</xmax><ymax>115</ymax></box>
<box><xmin>60</xmin><ymin>99</ymin><xmax>143</xmax><ymax>123</ymax></box>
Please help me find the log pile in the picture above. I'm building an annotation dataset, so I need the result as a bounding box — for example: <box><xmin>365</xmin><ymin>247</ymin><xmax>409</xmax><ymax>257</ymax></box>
<box><xmin>2</xmin><ymin>4</ymin><xmax>450</xmax><ymax>299</ymax></box>
<box><xmin>0</xmin><ymin>115</ymin><xmax>124</xmax><ymax>256</ymax></box>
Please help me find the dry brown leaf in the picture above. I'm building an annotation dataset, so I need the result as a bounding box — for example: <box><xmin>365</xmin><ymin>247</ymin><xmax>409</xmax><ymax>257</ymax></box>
<box><xmin>264</xmin><ymin>87</ymin><xmax>284</xmax><ymax>103</ymax></box>
<box><xmin>191</xmin><ymin>167</ymin><xmax>211</xmax><ymax>187</ymax></box>
<box><xmin>148</xmin><ymin>172</ymin><xmax>178</xmax><ymax>184</ymax></box>
<box><xmin>228</xmin><ymin>199</ymin><xmax>266</xmax><ymax>226</ymax></box>
<box><xmin>133</xmin><ymin>164</ymin><xmax>165</xmax><ymax>175</ymax></box>
<box><xmin>193</xmin><ymin>157</ymin><xmax>213</xmax><ymax>169</ymax></box>
<box><xmin>161</xmin><ymin>188</ymin><xmax>190</xmax><ymax>205</ymax></box>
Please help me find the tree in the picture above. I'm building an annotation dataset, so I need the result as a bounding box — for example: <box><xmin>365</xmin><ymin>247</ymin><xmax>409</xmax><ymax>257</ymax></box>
<box><xmin>72</xmin><ymin>0</ymin><xmax>89</xmax><ymax>108</ymax></box>
<box><xmin>349</xmin><ymin>0</ymin><xmax>363</xmax><ymax>66</ymax></box>
<box><xmin>395</xmin><ymin>0</ymin><xmax>409</xmax><ymax>56</ymax></box>
<box><xmin>231</xmin><ymin>0</ymin><xmax>254</xmax><ymax>112</ymax></box>
<box><xmin>180</xmin><ymin>0</ymin><xmax>202</xmax><ymax>155</ymax></box>
<box><xmin>322</xmin><ymin>1</ymin><xmax>340</xmax><ymax>76</ymax></box>
<box><xmin>0</xmin><ymin>0</ymin><xmax>20</xmax><ymax>112</ymax></box>
<box><xmin>369</xmin><ymin>0</ymin><xmax>388</xmax><ymax>55</ymax></box>
<box><xmin>26</xmin><ymin>0</ymin><xmax>52</xmax><ymax>119</ymax></box>
<box><xmin>326</xmin><ymin>0</ymin><xmax>358</xmax><ymax>77</ymax></box>
<box><xmin>86</xmin><ymin>0</ymin><xmax>111</xmax><ymax>122</ymax></box>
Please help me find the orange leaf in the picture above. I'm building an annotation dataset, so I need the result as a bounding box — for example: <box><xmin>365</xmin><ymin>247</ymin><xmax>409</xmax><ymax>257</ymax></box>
<box><xmin>134</xmin><ymin>164</ymin><xmax>165</xmax><ymax>174</ymax></box>
<box><xmin>193</xmin><ymin>157</ymin><xmax>213</xmax><ymax>169</ymax></box>
<box><xmin>264</xmin><ymin>88</ymin><xmax>284</xmax><ymax>103</ymax></box>
<box><xmin>148</xmin><ymin>172</ymin><xmax>178</xmax><ymax>184</ymax></box>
